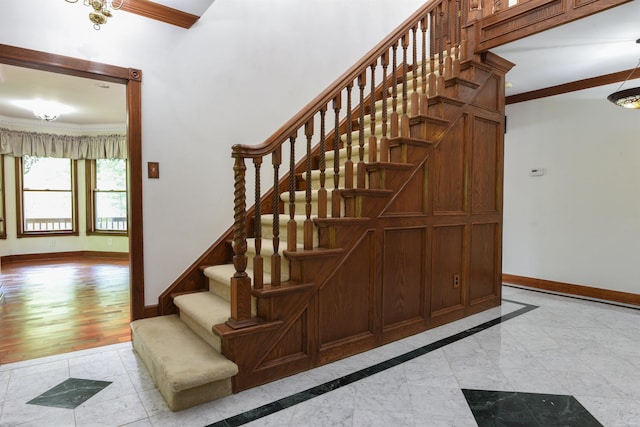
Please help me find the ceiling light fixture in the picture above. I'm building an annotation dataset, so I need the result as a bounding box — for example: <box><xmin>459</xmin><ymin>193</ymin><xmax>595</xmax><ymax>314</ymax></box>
<box><xmin>65</xmin><ymin>0</ymin><xmax>125</xmax><ymax>30</ymax></box>
<box><xmin>607</xmin><ymin>39</ymin><xmax>640</xmax><ymax>109</ymax></box>
<box><xmin>13</xmin><ymin>100</ymin><xmax>75</xmax><ymax>122</ymax></box>
<box><xmin>35</xmin><ymin>112</ymin><xmax>59</xmax><ymax>122</ymax></box>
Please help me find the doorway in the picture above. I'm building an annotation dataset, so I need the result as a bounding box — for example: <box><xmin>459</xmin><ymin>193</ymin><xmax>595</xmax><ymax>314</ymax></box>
<box><xmin>0</xmin><ymin>45</ymin><xmax>145</xmax><ymax>337</ymax></box>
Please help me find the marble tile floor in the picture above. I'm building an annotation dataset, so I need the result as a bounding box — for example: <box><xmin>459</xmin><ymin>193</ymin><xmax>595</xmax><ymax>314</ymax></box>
<box><xmin>1</xmin><ymin>285</ymin><xmax>639</xmax><ymax>426</ymax></box>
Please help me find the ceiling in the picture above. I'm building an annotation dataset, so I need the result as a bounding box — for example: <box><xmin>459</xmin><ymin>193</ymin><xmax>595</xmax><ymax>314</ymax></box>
<box><xmin>0</xmin><ymin>1</ymin><xmax>638</xmax><ymax>127</ymax></box>
<box><xmin>493</xmin><ymin>0</ymin><xmax>640</xmax><ymax>99</ymax></box>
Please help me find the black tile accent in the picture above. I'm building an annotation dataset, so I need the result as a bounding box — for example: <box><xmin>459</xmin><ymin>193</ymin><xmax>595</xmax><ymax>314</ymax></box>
<box><xmin>207</xmin><ymin>299</ymin><xmax>538</xmax><ymax>427</ymax></box>
<box><xmin>462</xmin><ymin>389</ymin><xmax>603</xmax><ymax>427</ymax></box>
<box><xmin>27</xmin><ymin>378</ymin><xmax>112</xmax><ymax>409</ymax></box>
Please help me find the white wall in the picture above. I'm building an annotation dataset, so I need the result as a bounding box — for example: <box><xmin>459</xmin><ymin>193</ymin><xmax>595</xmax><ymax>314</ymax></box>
<box><xmin>0</xmin><ymin>0</ymin><xmax>425</xmax><ymax>305</ymax></box>
<box><xmin>503</xmin><ymin>85</ymin><xmax>640</xmax><ymax>294</ymax></box>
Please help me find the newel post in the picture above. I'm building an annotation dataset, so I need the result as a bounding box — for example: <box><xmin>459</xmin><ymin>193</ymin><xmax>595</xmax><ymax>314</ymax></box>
<box><xmin>228</xmin><ymin>152</ymin><xmax>253</xmax><ymax>328</ymax></box>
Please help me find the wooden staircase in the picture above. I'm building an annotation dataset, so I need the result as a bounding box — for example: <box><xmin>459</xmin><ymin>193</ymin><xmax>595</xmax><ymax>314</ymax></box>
<box><xmin>132</xmin><ymin>0</ymin><xmax>516</xmax><ymax>411</ymax></box>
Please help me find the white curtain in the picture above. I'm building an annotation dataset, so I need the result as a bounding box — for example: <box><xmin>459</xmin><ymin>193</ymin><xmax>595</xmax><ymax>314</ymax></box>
<box><xmin>0</xmin><ymin>128</ymin><xmax>127</xmax><ymax>159</ymax></box>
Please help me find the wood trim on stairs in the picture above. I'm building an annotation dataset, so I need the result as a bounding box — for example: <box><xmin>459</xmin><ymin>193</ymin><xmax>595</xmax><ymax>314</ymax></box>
<box><xmin>502</xmin><ymin>273</ymin><xmax>640</xmax><ymax>307</ymax></box>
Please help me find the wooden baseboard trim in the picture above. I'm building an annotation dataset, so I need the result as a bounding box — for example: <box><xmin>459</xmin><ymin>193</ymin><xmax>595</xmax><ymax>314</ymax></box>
<box><xmin>1</xmin><ymin>251</ymin><xmax>129</xmax><ymax>264</ymax></box>
<box><xmin>144</xmin><ymin>305</ymin><xmax>159</xmax><ymax>318</ymax></box>
<box><xmin>502</xmin><ymin>274</ymin><xmax>640</xmax><ymax>307</ymax></box>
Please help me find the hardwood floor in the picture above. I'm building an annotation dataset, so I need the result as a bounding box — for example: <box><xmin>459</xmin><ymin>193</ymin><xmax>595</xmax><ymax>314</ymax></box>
<box><xmin>0</xmin><ymin>257</ymin><xmax>130</xmax><ymax>364</ymax></box>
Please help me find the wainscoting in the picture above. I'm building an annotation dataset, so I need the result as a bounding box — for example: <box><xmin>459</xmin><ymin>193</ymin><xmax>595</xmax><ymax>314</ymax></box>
<box><xmin>0</xmin><ymin>256</ymin><xmax>130</xmax><ymax>364</ymax></box>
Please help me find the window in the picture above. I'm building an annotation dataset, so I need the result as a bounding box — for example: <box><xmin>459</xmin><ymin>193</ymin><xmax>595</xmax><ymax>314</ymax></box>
<box><xmin>86</xmin><ymin>158</ymin><xmax>127</xmax><ymax>234</ymax></box>
<box><xmin>17</xmin><ymin>155</ymin><xmax>78</xmax><ymax>236</ymax></box>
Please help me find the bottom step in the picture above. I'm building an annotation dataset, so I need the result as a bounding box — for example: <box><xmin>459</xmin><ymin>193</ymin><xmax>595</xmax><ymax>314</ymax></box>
<box><xmin>131</xmin><ymin>314</ymin><xmax>238</xmax><ymax>411</ymax></box>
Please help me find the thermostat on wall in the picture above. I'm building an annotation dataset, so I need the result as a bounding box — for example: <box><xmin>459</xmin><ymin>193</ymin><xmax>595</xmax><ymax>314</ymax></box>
<box><xmin>529</xmin><ymin>168</ymin><xmax>545</xmax><ymax>177</ymax></box>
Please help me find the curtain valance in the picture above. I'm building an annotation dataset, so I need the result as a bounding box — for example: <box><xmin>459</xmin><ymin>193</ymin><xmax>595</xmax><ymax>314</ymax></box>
<box><xmin>0</xmin><ymin>128</ymin><xmax>127</xmax><ymax>159</ymax></box>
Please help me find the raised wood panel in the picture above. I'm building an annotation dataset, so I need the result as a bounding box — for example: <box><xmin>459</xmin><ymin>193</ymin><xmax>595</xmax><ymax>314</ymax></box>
<box><xmin>434</xmin><ymin>119</ymin><xmax>466</xmax><ymax>215</ymax></box>
<box><xmin>472</xmin><ymin>117</ymin><xmax>500</xmax><ymax>213</ymax></box>
<box><xmin>382</xmin><ymin>227</ymin><xmax>426</xmax><ymax>328</ymax></box>
<box><xmin>385</xmin><ymin>161</ymin><xmax>428</xmax><ymax>215</ymax></box>
<box><xmin>431</xmin><ymin>225</ymin><xmax>465</xmax><ymax>315</ymax></box>
<box><xmin>473</xmin><ymin>75</ymin><xmax>501</xmax><ymax>112</ymax></box>
<box><xmin>469</xmin><ymin>222</ymin><xmax>500</xmax><ymax>304</ymax></box>
<box><xmin>262</xmin><ymin>312</ymin><xmax>307</xmax><ymax>365</ymax></box>
<box><xmin>319</xmin><ymin>232</ymin><xmax>374</xmax><ymax>346</ymax></box>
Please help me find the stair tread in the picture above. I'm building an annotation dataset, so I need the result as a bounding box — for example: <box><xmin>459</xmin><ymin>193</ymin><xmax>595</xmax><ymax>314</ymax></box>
<box><xmin>131</xmin><ymin>314</ymin><xmax>238</xmax><ymax>391</ymax></box>
<box><xmin>174</xmin><ymin>292</ymin><xmax>230</xmax><ymax>331</ymax></box>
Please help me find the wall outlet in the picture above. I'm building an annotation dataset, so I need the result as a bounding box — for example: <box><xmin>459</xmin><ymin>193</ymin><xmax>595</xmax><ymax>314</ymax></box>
<box><xmin>49</xmin><ymin>239</ymin><xmax>55</xmax><ymax>248</ymax></box>
<box><xmin>107</xmin><ymin>238</ymin><xmax>113</xmax><ymax>246</ymax></box>
<box><xmin>453</xmin><ymin>273</ymin><xmax>460</xmax><ymax>289</ymax></box>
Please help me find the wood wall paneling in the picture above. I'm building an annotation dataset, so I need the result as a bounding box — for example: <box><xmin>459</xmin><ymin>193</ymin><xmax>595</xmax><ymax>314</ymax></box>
<box><xmin>382</xmin><ymin>227</ymin><xmax>426</xmax><ymax>329</ymax></box>
<box><xmin>319</xmin><ymin>232</ymin><xmax>375</xmax><ymax>346</ymax></box>
<box><xmin>469</xmin><ymin>222</ymin><xmax>500</xmax><ymax>304</ymax></box>
<box><xmin>384</xmin><ymin>161</ymin><xmax>428</xmax><ymax>215</ymax></box>
<box><xmin>472</xmin><ymin>117</ymin><xmax>500</xmax><ymax>213</ymax></box>
<box><xmin>431</xmin><ymin>225</ymin><xmax>465</xmax><ymax>316</ymax></box>
<box><xmin>434</xmin><ymin>119</ymin><xmax>466</xmax><ymax>215</ymax></box>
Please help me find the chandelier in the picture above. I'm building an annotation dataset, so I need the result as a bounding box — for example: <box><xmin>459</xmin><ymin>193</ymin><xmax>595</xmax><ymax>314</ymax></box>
<box><xmin>607</xmin><ymin>39</ymin><xmax>640</xmax><ymax>110</ymax></box>
<box><xmin>65</xmin><ymin>0</ymin><xmax>125</xmax><ymax>30</ymax></box>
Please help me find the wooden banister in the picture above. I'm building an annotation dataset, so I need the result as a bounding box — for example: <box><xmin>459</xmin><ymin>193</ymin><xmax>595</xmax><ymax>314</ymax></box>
<box><xmin>227</xmin><ymin>0</ymin><xmax>470</xmax><ymax>328</ymax></box>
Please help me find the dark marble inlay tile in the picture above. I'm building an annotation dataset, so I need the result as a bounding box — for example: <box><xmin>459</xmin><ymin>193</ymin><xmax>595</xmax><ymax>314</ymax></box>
<box><xmin>27</xmin><ymin>378</ymin><xmax>112</xmax><ymax>409</ymax></box>
<box><xmin>207</xmin><ymin>300</ymin><xmax>538</xmax><ymax>427</ymax></box>
<box><xmin>462</xmin><ymin>389</ymin><xmax>603</xmax><ymax>427</ymax></box>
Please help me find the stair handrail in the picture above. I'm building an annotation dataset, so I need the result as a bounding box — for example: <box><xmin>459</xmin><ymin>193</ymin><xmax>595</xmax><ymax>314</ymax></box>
<box><xmin>231</xmin><ymin>0</ymin><xmax>474</xmax><ymax>160</ymax></box>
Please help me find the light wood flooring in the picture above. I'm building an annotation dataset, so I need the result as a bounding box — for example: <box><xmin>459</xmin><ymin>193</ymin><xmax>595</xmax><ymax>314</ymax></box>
<box><xmin>0</xmin><ymin>257</ymin><xmax>130</xmax><ymax>365</ymax></box>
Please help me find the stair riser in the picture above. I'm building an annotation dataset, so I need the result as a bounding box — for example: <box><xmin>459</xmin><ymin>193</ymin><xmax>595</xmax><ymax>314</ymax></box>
<box><xmin>262</xmin><ymin>217</ymin><xmax>320</xmax><ymax>247</ymax></box>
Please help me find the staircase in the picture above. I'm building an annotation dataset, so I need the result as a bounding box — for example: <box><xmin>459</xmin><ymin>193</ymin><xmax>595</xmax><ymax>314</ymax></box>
<box><xmin>132</xmin><ymin>0</ymin><xmax>515</xmax><ymax>411</ymax></box>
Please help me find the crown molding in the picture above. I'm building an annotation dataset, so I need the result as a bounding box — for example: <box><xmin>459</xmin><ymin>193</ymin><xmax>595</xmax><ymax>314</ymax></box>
<box><xmin>121</xmin><ymin>0</ymin><xmax>200</xmax><ymax>29</ymax></box>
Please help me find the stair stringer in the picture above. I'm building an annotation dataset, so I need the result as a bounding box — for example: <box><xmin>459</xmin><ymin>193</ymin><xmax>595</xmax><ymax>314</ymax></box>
<box><xmin>214</xmin><ymin>54</ymin><xmax>512</xmax><ymax>393</ymax></box>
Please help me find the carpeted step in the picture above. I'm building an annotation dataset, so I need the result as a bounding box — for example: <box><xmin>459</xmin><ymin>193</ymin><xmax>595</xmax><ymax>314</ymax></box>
<box><xmin>202</xmin><ymin>264</ymin><xmax>258</xmax><ymax>313</ymax></box>
<box><xmin>260</xmin><ymin>213</ymin><xmax>320</xmax><ymax>247</ymax></box>
<box><xmin>131</xmin><ymin>314</ymin><xmax>238</xmax><ymax>411</ymax></box>
<box><xmin>173</xmin><ymin>291</ymin><xmax>231</xmax><ymax>352</ymax></box>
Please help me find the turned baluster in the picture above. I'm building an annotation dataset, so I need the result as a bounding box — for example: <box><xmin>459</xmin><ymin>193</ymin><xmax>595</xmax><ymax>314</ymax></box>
<box><xmin>411</xmin><ymin>26</ymin><xmax>419</xmax><ymax>117</ymax></box>
<box><xmin>444</xmin><ymin>0</ymin><xmax>453</xmax><ymax>79</ymax></box>
<box><xmin>331</xmin><ymin>94</ymin><xmax>342</xmax><ymax>218</ymax></box>
<box><xmin>228</xmin><ymin>154</ymin><xmax>251</xmax><ymax>327</ymax></box>
<box><xmin>390</xmin><ymin>42</ymin><xmax>399</xmax><ymax>138</ymax></box>
<box><xmin>420</xmin><ymin>17</ymin><xmax>430</xmax><ymax>115</ymax></box>
<box><xmin>357</xmin><ymin>71</ymin><xmax>367</xmax><ymax>189</ymax></box>
<box><xmin>318</xmin><ymin>107</ymin><xmax>328</xmax><ymax>219</ymax></box>
<box><xmin>369</xmin><ymin>61</ymin><xmax>377</xmax><ymax>163</ymax></box>
<box><xmin>437</xmin><ymin>4</ymin><xmax>446</xmax><ymax>95</ymax></box>
<box><xmin>401</xmin><ymin>32</ymin><xmax>410</xmax><ymax>137</ymax></box>
<box><xmin>271</xmin><ymin>147</ymin><xmax>282</xmax><ymax>286</ymax></box>
<box><xmin>380</xmin><ymin>51</ymin><xmax>390</xmax><ymax>163</ymax></box>
<box><xmin>453</xmin><ymin>0</ymin><xmax>461</xmax><ymax>77</ymax></box>
<box><xmin>253</xmin><ymin>157</ymin><xmax>263</xmax><ymax>290</ymax></box>
<box><xmin>345</xmin><ymin>82</ymin><xmax>354</xmax><ymax>189</ymax></box>
<box><xmin>304</xmin><ymin>119</ymin><xmax>314</xmax><ymax>250</ymax></box>
<box><xmin>287</xmin><ymin>135</ymin><xmax>297</xmax><ymax>253</ymax></box>
<box><xmin>428</xmin><ymin>11</ymin><xmax>437</xmax><ymax>98</ymax></box>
